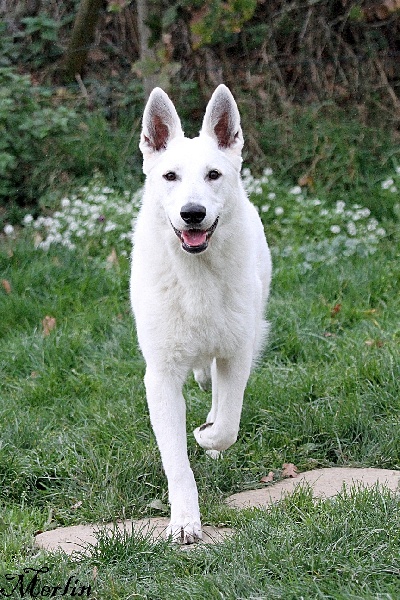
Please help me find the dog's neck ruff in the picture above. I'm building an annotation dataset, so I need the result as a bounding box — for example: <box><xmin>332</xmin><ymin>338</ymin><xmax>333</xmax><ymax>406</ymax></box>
<box><xmin>170</xmin><ymin>217</ymin><xmax>219</xmax><ymax>254</ymax></box>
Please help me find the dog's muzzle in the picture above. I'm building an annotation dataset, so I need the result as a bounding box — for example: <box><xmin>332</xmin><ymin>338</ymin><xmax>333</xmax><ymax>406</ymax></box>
<box><xmin>170</xmin><ymin>217</ymin><xmax>219</xmax><ymax>254</ymax></box>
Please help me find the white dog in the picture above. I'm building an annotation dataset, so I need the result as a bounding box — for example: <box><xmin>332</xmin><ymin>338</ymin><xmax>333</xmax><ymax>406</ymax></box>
<box><xmin>130</xmin><ymin>85</ymin><xmax>272</xmax><ymax>543</ymax></box>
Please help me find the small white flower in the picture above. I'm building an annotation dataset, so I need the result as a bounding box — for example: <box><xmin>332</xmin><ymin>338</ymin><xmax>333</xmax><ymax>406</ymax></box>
<box><xmin>336</xmin><ymin>201</ymin><xmax>346</xmax><ymax>213</ymax></box>
<box><xmin>289</xmin><ymin>186</ymin><xmax>302</xmax><ymax>195</ymax></box>
<box><xmin>261</xmin><ymin>205</ymin><xmax>270</xmax><ymax>212</ymax></box>
<box><xmin>38</xmin><ymin>240</ymin><xmax>51</xmax><ymax>251</ymax></box>
<box><xmin>358</xmin><ymin>208</ymin><xmax>370</xmax><ymax>218</ymax></box>
<box><xmin>267</xmin><ymin>192</ymin><xmax>276</xmax><ymax>200</ymax></box>
<box><xmin>4</xmin><ymin>224</ymin><xmax>14</xmax><ymax>236</ymax></box>
<box><xmin>395</xmin><ymin>166</ymin><xmax>400</xmax><ymax>175</ymax></box>
<box><xmin>23</xmin><ymin>214</ymin><xmax>34</xmax><ymax>225</ymax></box>
<box><xmin>330</xmin><ymin>225</ymin><xmax>341</xmax><ymax>234</ymax></box>
<box><xmin>61</xmin><ymin>198</ymin><xmax>70</xmax><ymax>208</ymax></box>
<box><xmin>376</xmin><ymin>228</ymin><xmax>386</xmax><ymax>237</ymax></box>
<box><xmin>104</xmin><ymin>222</ymin><xmax>117</xmax><ymax>233</ymax></box>
<box><xmin>347</xmin><ymin>222</ymin><xmax>357</xmax><ymax>236</ymax></box>
<box><xmin>263</xmin><ymin>167</ymin><xmax>273</xmax><ymax>176</ymax></box>
<box><xmin>275</xmin><ymin>207</ymin><xmax>284</xmax><ymax>216</ymax></box>
<box><xmin>382</xmin><ymin>178</ymin><xmax>394</xmax><ymax>190</ymax></box>
<box><xmin>390</xmin><ymin>186</ymin><xmax>397</xmax><ymax>193</ymax></box>
<box><xmin>313</xmin><ymin>199</ymin><xmax>321</xmax><ymax>206</ymax></box>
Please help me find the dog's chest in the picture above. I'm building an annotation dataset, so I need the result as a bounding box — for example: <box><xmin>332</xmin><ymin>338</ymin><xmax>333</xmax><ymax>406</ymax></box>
<box><xmin>153</xmin><ymin>263</ymin><xmax>249</xmax><ymax>358</ymax></box>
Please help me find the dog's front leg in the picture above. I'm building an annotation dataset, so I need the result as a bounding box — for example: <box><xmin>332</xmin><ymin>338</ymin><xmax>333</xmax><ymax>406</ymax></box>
<box><xmin>193</xmin><ymin>349</ymin><xmax>252</xmax><ymax>452</ymax></box>
<box><xmin>144</xmin><ymin>366</ymin><xmax>202</xmax><ymax>544</ymax></box>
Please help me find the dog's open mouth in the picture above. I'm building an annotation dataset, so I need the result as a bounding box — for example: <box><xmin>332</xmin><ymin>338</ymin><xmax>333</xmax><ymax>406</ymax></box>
<box><xmin>171</xmin><ymin>218</ymin><xmax>219</xmax><ymax>254</ymax></box>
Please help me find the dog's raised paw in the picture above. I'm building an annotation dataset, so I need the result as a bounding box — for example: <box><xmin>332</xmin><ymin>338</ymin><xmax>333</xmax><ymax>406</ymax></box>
<box><xmin>193</xmin><ymin>423</ymin><xmax>236</xmax><ymax>451</ymax></box>
<box><xmin>199</xmin><ymin>421</ymin><xmax>213</xmax><ymax>431</ymax></box>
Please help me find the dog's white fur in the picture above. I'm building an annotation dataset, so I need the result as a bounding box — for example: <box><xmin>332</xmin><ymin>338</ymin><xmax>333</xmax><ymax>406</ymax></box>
<box><xmin>130</xmin><ymin>85</ymin><xmax>272</xmax><ymax>543</ymax></box>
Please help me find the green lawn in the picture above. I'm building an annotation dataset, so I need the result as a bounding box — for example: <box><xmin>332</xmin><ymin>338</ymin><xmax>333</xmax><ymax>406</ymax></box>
<box><xmin>0</xmin><ymin>171</ymin><xmax>399</xmax><ymax>598</ymax></box>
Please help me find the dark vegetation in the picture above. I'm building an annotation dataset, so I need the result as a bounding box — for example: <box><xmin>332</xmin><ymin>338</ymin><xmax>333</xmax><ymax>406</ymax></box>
<box><xmin>0</xmin><ymin>0</ymin><xmax>400</xmax><ymax>225</ymax></box>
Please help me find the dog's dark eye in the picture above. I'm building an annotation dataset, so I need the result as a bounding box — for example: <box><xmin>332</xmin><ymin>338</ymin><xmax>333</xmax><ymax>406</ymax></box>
<box><xmin>164</xmin><ymin>172</ymin><xmax>177</xmax><ymax>181</ymax></box>
<box><xmin>208</xmin><ymin>170</ymin><xmax>221</xmax><ymax>181</ymax></box>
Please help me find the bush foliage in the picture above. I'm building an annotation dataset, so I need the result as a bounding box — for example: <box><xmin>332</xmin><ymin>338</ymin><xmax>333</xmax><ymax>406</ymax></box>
<box><xmin>0</xmin><ymin>68</ymin><xmax>77</xmax><ymax>205</ymax></box>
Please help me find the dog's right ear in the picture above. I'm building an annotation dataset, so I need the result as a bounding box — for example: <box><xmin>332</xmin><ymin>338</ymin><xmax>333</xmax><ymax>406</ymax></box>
<box><xmin>140</xmin><ymin>88</ymin><xmax>184</xmax><ymax>168</ymax></box>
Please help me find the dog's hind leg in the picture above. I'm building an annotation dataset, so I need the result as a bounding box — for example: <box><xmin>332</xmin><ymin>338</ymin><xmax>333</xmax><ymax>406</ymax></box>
<box><xmin>193</xmin><ymin>363</ymin><xmax>212</xmax><ymax>392</ymax></box>
<box><xmin>194</xmin><ymin>359</ymin><xmax>219</xmax><ymax>422</ymax></box>
<box><xmin>144</xmin><ymin>365</ymin><xmax>202</xmax><ymax>543</ymax></box>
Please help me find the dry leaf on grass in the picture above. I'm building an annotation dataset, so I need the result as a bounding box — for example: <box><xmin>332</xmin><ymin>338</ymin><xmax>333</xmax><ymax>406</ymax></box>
<box><xmin>42</xmin><ymin>316</ymin><xmax>56</xmax><ymax>336</ymax></box>
<box><xmin>106</xmin><ymin>248</ymin><xmax>119</xmax><ymax>269</ymax></box>
<box><xmin>1</xmin><ymin>279</ymin><xmax>11</xmax><ymax>294</ymax></box>
<box><xmin>365</xmin><ymin>339</ymin><xmax>384</xmax><ymax>348</ymax></box>
<box><xmin>330</xmin><ymin>303</ymin><xmax>342</xmax><ymax>317</ymax></box>
<box><xmin>298</xmin><ymin>174</ymin><xmax>314</xmax><ymax>188</ymax></box>
<box><xmin>282</xmin><ymin>463</ymin><xmax>298</xmax><ymax>478</ymax></box>
<box><xmin>260</xmin><ymin>471</ymin><xmax>274</xmax><ymax>484</ymax></box>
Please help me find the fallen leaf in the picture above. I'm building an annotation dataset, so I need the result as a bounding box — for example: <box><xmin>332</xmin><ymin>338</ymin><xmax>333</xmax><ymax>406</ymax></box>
<box><xmin>106</xmin><ymin>248</ymin><xmax>119</xmax><ymax>269</ymax></box>
<box><xmin>260</xmin><ymin>471</ymin><xmax>274</xmax><ymax>484</ymax></box>
<box><xmin>298</xmin><ymin>174</ymin><xmax>314</xmax><ymax>188</ymax></box>
<box><xmin>1</xmin><ymin>279</ymin><xmax>11</xmax><ymax>294</ymax></box>
<box><xmin>42</xmin><ymin>316</ymin><xmax>56</xmax><ymax>336</ymax></box>
<box><xmin>330</xmin><ymin>303</ymin><xmax>342</xmax><ymax>317</ymax></box>
<box><xmin>34</xmin><ymin>232</ymin><xmax>43</xmax><ymax>248</ymax></box>
<box><xmin>282</xmin><ymin>463</ymin><xmax>298</xmax><ymax>478</ymax></box>
<box><xmin>365</xmin><ymin>339</ymin><xmax>384</xmax><ymax>348</ymax></box>
<box><xmin>92</xmin><ymin>566</ymin><xmax>98</xmax><ymax>581</ymax></box>
<box><xmin>71</xmin><ymin>500</ymin><xmax>82</xmax><ymax>510</ymax></box>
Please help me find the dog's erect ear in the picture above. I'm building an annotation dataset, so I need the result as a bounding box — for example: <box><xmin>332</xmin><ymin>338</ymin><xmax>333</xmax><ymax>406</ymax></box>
<box><xmin>200</xmin><ymin>85</ymin><xmax>244</xmax><ymax>157</ymax></box>
<box><xmin>140</xmin><ymin>88</ymin><xmax>184</xmax><ymax>162</ymax></box>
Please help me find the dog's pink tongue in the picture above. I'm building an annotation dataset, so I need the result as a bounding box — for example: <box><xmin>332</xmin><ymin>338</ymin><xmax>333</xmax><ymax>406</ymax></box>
<box><xmin>182</xmin><ymin>230</ymin><xmax>207</xmax><ymax>247</ymax></box>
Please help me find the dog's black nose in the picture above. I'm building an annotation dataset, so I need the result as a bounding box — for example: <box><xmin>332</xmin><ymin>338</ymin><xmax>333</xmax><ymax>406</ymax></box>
<box><xmin>180</xmin><ymin>203</ymin><xmax>206</xmax><ymax>225</ymax></box>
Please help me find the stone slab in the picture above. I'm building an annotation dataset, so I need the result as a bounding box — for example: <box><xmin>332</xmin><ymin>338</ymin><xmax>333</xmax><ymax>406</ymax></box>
<box><xmin>35</xmin><ymin>518</ymin><xmax>232</xmax><ymax>555</ymax></box>
<box><xmin>226</xmin><ymin>467</ymin><xmax>400</xmax><ymax>509</ymax></box>
<box><xmin>35</xmin><ymin>468</ymin><xmax>400</xmax><ymax>554</ymax></box>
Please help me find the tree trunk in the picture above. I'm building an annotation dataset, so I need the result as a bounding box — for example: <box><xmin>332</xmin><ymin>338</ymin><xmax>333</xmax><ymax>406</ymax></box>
<box><xmin>63</xmin><ymin>0</ymin><xmax>104</xmax><ymax>81</ymax></box>
<box><xmin>136</xmin><ymin>0</ymin><xmax>158</xmax><ymax>99</ymax></box>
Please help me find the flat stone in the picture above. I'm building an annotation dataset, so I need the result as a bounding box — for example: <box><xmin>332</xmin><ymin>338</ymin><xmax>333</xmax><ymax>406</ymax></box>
<box><xmin>34</xmin><ymin>518</ymin><xmax>233</xmax><ymax>556</ymax></box>
<box><xmin>35</xmin><ymin>468</ymin><xmax>400</xmax><ymax>555</ymax></box>
<box><xmin>226</xmin><ymin>467</ymin><xmax>400</xmax><ymax>509</ymax></box>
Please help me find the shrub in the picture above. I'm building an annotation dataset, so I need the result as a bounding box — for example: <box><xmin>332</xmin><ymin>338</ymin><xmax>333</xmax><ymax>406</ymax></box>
<box><xmin>0</xmin><ymin>67</ymin><xmax>77</xmax><ymax>208</ymax></box>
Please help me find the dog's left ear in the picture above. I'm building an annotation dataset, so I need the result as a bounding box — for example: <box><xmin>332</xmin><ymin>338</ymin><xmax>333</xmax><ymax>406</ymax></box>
<box><xmin>200</xmin><ymin>85</ymin><xmax>244</xmax><ymax>157</ymax></box>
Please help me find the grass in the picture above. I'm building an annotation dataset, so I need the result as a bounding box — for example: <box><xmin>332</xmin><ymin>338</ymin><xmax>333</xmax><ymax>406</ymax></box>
<box><xmin>0</xmin><ymin>166</ymin><xmax>399</xmax><ymax>598</ymax></box>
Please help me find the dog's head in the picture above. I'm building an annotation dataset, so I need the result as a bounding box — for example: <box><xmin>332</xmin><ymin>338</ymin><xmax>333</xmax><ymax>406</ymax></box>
<box><xmin>139</xmin><ymin>85</ymin><xmax>244</xmax><ymax>254</ymax></box>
